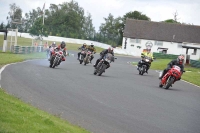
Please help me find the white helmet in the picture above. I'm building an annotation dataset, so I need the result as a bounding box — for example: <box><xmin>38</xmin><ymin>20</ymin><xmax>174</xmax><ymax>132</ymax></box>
<box><xmin>108</xmin><ymin>47</ymin><xmax>114</xmax><ymax>53</ymax></box>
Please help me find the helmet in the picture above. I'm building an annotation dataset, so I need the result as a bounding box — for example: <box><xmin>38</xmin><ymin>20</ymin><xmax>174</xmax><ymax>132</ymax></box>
<box><xmin>146</xmin><ymin>48</ymin><xmax>151</xmax><ymax>53</ymax></box>
<box><xmin>52</xmin><ymin>42</ymin><xmax>56</xmax><ymax>47</ymax></box>
<box><xmin>83</xmin><ymin>43</ymin><xmax>87</xmax><ymax>47</ymax></box>
<box><xmin>108</xmin><ymin>47</ymin><xmax>114</xmax><ymax>53</ymax></box>
<box><xmin>177</xmin><ymin>55</ymin><xmax>184</xmax><ymax>65</ymax></box>
<box><xmin>60</xmin><ymin>41</ymin><xmax>66</xmax><ymax>49</ymax></box>
<box><xmin>91</xmin><ymin>43</ymin><xmax>94</xmax><ymax>47</ymax></box>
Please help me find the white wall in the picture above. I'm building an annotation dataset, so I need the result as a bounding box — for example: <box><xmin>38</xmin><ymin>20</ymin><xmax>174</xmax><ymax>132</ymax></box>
<box><xmin>0</xmin><ymin>31</ymin><xmax>111</xmax><ymax>49</ymax></box>
<box><xmin>122</xmin><ymin>37</ymin><xmax>200</xmax><ymax>60</ymax></box>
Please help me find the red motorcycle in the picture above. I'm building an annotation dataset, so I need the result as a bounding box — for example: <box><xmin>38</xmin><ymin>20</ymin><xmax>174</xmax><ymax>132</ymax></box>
<box><xmin>49</xmin><ymin>49</ymin><xmax>64</xmax><ymax>68</ymax></box>
<box><xmin>159</xmin><ymin>65</ymin><xmax>182</xmax><ymax>89</ymax></box>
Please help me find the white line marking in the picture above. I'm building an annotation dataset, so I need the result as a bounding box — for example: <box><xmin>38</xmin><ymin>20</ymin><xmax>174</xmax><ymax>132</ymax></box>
<box><xmin>0</xmin><ymin>59</ymin><xmax>42</xmax><ymax>88</ymax></box>
<box><xmin>0</xmin><ymin>64</ymin><xmax>11</xmax><ymax>88</ymax></box>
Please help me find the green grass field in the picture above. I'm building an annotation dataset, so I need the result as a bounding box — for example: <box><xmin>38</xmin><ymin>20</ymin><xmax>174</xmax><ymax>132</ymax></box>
<box><xmin>0</xmin><ymin>35</ymin><xmax>104</xmax><ymax>53</ymax></box>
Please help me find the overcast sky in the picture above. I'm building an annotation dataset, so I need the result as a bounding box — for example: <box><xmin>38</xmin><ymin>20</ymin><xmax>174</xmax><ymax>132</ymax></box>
<box><xmin>0</xmin><ymin>0</ymin><xmax>200</xmax><ymax>31</ymax></box>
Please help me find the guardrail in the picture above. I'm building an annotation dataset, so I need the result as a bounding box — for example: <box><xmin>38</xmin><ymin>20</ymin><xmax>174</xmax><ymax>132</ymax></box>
<box><xmin>190</xmin><ymin>60</ymin><xmax>200</xmax><ymax>68</ymax></box>
<box><xmin>153</xmin><ymin>52</ymin><xmax>200</xmax><ymax>68</ymax></box>
<box><xmin>153</xmin><ymin>52</ymin><xmax>178</xmax><ymax>59</ymax></box>
<box><xmin>12</xmin><ymin>45</ymin><xmax>45</xmax><ymax>54</ymax></box>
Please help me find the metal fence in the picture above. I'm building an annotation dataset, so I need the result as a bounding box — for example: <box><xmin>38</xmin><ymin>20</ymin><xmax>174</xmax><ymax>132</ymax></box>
<box><xmin>12</xmin><ymin>45</ymin><xmax>45</xmax><ymax>54</ymax></box>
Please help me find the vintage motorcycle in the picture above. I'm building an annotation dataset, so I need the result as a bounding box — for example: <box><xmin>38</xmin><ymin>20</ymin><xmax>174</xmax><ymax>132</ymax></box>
<box><xmin>159</xmin><ymin>65</ymin><xmax>184</xmax><ymax>89</ymax></box>
<box><xmin>138</xmin><ymin>56</ymin><xmax>152</xmax><ymax>75</ymax></box>
<box><xmin>94</xmin><ymin>53</ymin><xmax>116</xmax><ymax>76</ymax></box>
<box><xmin>49</xmin><ymin>49</ymin><xmax>64</xmax><ymax>68</ymax></box>
<box><xmin>83</xmin><ymin>50</ymin><xmax>93</xmax><ymax>65</ymax></box>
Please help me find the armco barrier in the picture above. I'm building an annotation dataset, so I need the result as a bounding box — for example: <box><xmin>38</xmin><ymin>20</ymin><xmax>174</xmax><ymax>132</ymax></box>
<box><xmin>153</xmin><ymin>52</ymin><xmax>178</xmax><ymax>59</ymax></box>
<box><xmin>13</xmin><ymin>46</ymin><xmax>20</xmax><ymax>54</ymax></box>
<box><xmin>190</xmin><ymin>60</ymin><xmax>200</xmax><ymax>68</ymax></box>
<box><xmin>12</xmin><ymin>46</ymin><xmax>44</xmax><ymax>54</ymax></box>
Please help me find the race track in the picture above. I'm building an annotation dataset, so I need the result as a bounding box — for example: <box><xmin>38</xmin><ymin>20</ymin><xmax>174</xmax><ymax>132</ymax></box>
<box><xmin>1</xmin><ymin>51</ymin><xmax>200</xmax><ymax>133</ymax></box>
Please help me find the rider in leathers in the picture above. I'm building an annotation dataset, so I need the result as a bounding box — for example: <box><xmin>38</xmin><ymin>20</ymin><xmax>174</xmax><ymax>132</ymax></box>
<box><xmin>159</xmin><ymin>55</ymin><xmax>185</xmax><ymax>80</ymax></box>
<box><xmin>77</xmin><ymin>43</ymin><xmax>87</xmax><ymax>60</ymax></box>
<box><xmin>49</xmin><ymin>41</ymin><xmax>67</xmax><ymax>65</ymax></box>
<box><xmin>137</xmin><ymin>48</ymin><xmax>154</xmax><ymax>74</ymax></box>
<box><xmin>48</xmin><ymin>42</ymin><xmax>57</xmax><ymax>60</ymax></box>
<box><xmin>56</xmin><ymin>41</ymin><xmax>67</xmax><ymax>61</ymax></box>
<box><xmin>86</xmin><ymin>43</ymin><xmax>96</xmax><ymax>63</ymax></box>
<box><xmin>93</xmin><ymin>47</ymin><xmax>114</xmax><ymax>68</ymax></box>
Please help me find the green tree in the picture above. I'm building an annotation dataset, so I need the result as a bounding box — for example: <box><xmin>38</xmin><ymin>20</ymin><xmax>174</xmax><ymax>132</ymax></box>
<box><xmin>0</xmin><ymin>22</ymin><xmax>5</xmax><ymax>29</ymax></box>
<box><xmin>163</xmin><ymin>19</ymin><xmax>179</xmax><ymax>23</ymax></box>
<box><xmin>83</xmin><ymin>13</ymin><xmax>95</xmax><ymax>40</ymax></box>
<box><xmin>29</xmin><ymin>17</ymin><xmax>48</xmax><ymax>37</ymax></box>
<box><xmin>98</xmin><ymin>11</ymin><xmax>150</xmax><ymax>46</ymax></box>
<box><xmin>7</xmin><ymin>3</ymin><xmax>23</xmax><ymax>30</ymax></box>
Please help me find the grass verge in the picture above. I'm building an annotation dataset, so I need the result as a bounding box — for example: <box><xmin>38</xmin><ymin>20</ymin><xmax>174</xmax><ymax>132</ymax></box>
<box><xmin>0</xmin><ymin>88</ymin><xmax>90</xmax><ymax>133</ymax></box>
<box><xmin>132</xmin><ymin>59</ymin><xmax>200</xmax><ymax>86</ymax></box>
<box><xmin>0</xmin><ymin>52</ymin><xmax>91</xmax><ymax>132</ymax></box>
<box><xmin>0</xmin><ymin>35</ymin><xmax>104</xmax><ymax>53</ymax></box>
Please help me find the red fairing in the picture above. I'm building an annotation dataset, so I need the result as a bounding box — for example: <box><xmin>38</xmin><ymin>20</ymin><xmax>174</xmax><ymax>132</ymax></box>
<box><xmin>161</xmin><ymin>65</ymin><xmax>181</xmax><ymax>85</ymax></box>
<box><xmin>59</xmin><ymin>51</ymin><xmax>63</xmax><ymax>55</ymax></box>
<box><xmin>87</xmin><ymin>51</ymin><xmax>92</xmax><ymax>54</ymax></box>
<box><xmin>52</xmin><ymin>51</ymin><xmax>55</xmax><ymax>55</ymax></box>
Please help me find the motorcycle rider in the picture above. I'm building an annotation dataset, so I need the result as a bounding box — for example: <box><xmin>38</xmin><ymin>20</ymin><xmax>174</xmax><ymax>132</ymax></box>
<box><xmin>93</xmin><ymin>47</ymin><xmax>114</xmax><ymax>68</ymax></box>
<box><xmin>56</xmin><ymin>41</ymin><xmax>67</xmax><ymax>62</ymax></box>
<box><xmin>86</xmin><ymin>43</ymin><xmax>96</xmax><ymax>63</ymax></box>
<box><xmin>48</xmin><ymin>42</ymin><xmax>57</xmax><ymax>60</ymax></box>
<box><xmin>159</xmin><ymin>55</ymin><xmax>185</xmax><ymax>80</ymax></box>
<box><xmin>77</xmin><ymin>43</ymin><xmax>87</xmax><ymax>60</ymax></box>
<box><xmin>137</xmin><ymin>48</ymin><xmax>154</xmax><ymax>73</ymax></box>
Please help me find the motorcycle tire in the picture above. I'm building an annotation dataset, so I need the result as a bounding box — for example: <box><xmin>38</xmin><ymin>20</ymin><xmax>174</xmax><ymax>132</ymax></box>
<box><xmin>94</xmin><ymin>69</ymin><xmax>97</xmax><ymax>75</ymax></box>
<box><xmin>80</xmin><ymin>60</ymin><xmax>83</xmax><ymax>64</ymax></box>
<box><xmin>159</xmin><ymin>82</ymin><xmax>163</xmax><ymax>88</ymax></box>
<box><xmin>52</xmin><ymin>57</ymin><xmax>58</xmax><ymax>68</ymax></box>
<box><xmin>49</xmin><ymin>57</ymin><xmax>54</xmax><ymax>68</ymax></box>
<box><xmin>98</xmin><ymin>65</ymin><xmax>106</xmax><ymax>76</ymax></box>
<box><xmin>164</xmin><ymin>77</ymin><xmax>174</xmax><ymax>89</ymax></box>
<box><xmin>84</xmin><ymin>57</ymin><xmax>88</xmax><ymax>65</ymax></box>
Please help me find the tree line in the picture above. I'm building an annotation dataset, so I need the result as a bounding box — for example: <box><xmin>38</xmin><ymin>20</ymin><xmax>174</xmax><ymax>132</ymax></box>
<box><xmin>0</xmin><ymin>0</ymin><xmax>187</xmax><ymax>46</ymax></box>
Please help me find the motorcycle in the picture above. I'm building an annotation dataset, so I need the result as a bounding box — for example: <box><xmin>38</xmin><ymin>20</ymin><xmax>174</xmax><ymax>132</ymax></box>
<box><xmin>78</xmin><ymin>49</ymin><xmax>87</xmax><ymax>64</ymax></box>
<box><xmin>49</xmin><ymin>49</ymin><xmax>64</xmax><ymax>68</ymax></box>
<box><xmin>159</xmin><ymin>65</ymin><xmax>183</xmax><ymax>89</ymax></box>
<box><xmin>94</xmin><ymin>53</ymin><xmax>116</xmax><ymax>76</ymax></box>
<box><xmin>138</xmin><ymin>56</ymin><xmax>152</xmax><ymax>75</ymax></box>
<box><xmin>83</xmin><ymin>50</ymin><xmax>93</xmax><ymax>65</ymax></box>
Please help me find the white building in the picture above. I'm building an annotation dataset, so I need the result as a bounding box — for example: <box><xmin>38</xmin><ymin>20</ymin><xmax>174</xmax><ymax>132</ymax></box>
<box><xmin>122</xmin><ymin>19</ymin><xmax>200</xmax><ymax>60</ymax></box>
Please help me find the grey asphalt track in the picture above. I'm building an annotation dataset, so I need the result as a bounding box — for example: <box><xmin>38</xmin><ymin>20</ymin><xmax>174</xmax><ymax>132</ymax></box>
<box><xmin>1</xmin><ymin>51</ymin><xmax>200</xmax><ymax>133</ymax></box>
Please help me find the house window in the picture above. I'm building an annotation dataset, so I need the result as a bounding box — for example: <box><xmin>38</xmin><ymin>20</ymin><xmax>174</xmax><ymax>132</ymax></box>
<box><xmin>130</xmin><ymin>39</ymin><xmax>141</xmax><ymax>44</ymax></box>
<box><xmin>155</xmin><ymin>41</ymin><xmax>163</xmax><ymax>46</ymax></box>
<box><xmin>177</xmin><ymin>43</ymin><xmax>182</xmax><ymax>48</ymax></box>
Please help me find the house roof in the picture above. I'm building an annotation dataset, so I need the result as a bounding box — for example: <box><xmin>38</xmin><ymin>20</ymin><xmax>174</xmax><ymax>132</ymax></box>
<box><xmin>123</xmin><ymin>19</ymin><xmax>200</xmax><ymax>44</ymax></box>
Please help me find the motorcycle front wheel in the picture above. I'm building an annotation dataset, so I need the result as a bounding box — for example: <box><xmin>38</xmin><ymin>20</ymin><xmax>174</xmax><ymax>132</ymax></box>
<box><xmin>163</xmin><ymin>77</ymin><xmax>174</xmax><ymax>89</ymax></box>
<box><xmin>52</xmin><ymin>57</ymin><xmax>58</xmax><ymax>68</ymax></box>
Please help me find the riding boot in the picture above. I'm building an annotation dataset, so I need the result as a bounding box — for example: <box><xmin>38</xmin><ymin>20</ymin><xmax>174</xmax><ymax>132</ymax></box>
<box><xmin>93</xmin><ymin>59</ymin><xmax>100</xmax><ymax>67</ymax></box>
